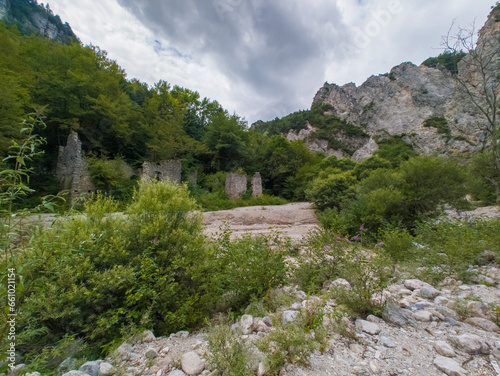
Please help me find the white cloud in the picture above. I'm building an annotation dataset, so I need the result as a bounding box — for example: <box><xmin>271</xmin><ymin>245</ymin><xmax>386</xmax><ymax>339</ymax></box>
<box><xmin>47</xmin><ymin>0</ymin><xmax>495</xmax><ymax>124</ymax></box>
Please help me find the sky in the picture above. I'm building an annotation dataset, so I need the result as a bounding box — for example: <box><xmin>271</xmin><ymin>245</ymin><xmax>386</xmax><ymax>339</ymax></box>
<box><xmin>45</xmin><ymin>0</ymin><xmax>495</xmax><ymax>125</ymax></box>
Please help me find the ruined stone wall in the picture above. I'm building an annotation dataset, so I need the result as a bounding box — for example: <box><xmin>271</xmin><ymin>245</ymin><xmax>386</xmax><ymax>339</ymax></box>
<box><xmin>251</xmin><ymin>172</ymin><xmax>262</xmax><ymax>197</ymax></box>
<box><xmin>56</xmin><ymin>131</ymin><xmax>94</xmax><ymax>203</ymax></box>
<box><xmin>142</xmin><ymin>160</ymin><xmax>182</xmax><ymax>184</ymax></box>
<box><xmin>225</xmin><ymin>173</ymin><xmax>247</xmax><ymax>199</ymax></box>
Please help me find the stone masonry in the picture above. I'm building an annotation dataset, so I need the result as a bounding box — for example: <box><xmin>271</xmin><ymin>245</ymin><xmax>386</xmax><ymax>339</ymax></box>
<box><xmin>142</xmin><ymin>160</ymin><xmax>182</xmax><ymax>184</ymax></box>
<box><xmin>225</xmin><ymin>173</ymin><xmax>247</xmax><ymax>199</ymax></box>
<box><xmin>56</xmin><ymin>131</ymin><xmax>94</xmax><ymax>203</ymax></box>
<box><xmin>251</xmin><ymin>172</ymin><xmax>262</xmax><ymax>197</ymax></box>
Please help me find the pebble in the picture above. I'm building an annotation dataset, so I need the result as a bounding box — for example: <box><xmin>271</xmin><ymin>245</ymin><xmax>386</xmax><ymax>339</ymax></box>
<box><xmin>181</xmin><ymin>352</ymin><xmax>205</xmax><ymax>375</ymax></box>
<box><xmin>240</xmin><ymin>314</ymin><xmax>254</xmax><ymax>334</ymax></box>
<box><xmin>433</xmin><ymin>340</ymin><xmax>456</xmax><ymax>357</ymax></box>
<box><xmin>355</xmin><ymin>319</ymin><xmax>381</xmax><ymax>335</ymax></box>
<box><xmin>379</xmin><ymin>335</ymin><xmax>396</xmax><ymax>348</ymax></box>
<box><xmin>433</xmin><ymin>355</ymin><xmax>466</xmax><ymax>376</ymax></box>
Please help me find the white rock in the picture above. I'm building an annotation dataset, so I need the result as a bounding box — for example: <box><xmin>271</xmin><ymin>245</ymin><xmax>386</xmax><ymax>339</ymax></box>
<box><xmin>434</xmin><ymin>341</ymin><xmax>456</xmax><ymax>357</ymax></box>
<box><xmin>465</xmin><ymin>317</ymin><xmax>500</xmax><ymax>332</ymax></box>
<box><xmin>420</xmin><ymin>286</ymin><xmax>441</xmax><ymax>299</ymax></box>
<box><xmin>404</xmin><ymin>279</ymin><xmax>432</xmax><ymax>290</ymax></box>
<box><xmin>434</xmin><ymin>296</ymin><xmax>449</xmax><ymax>305</ymax></box>
<box><xmin>60</xmin><ymin>372</ymin><xmax>89</xmax><ymax>376</ymax></box>
<box><xmin>99</xmin><ymin>362</ymin><xmax>115</xmax><ymax>376</ymax></box>
<box><xmin>355</xmin><ymin>319</ymin><xmax>381</xmax><ymax>335</ymax></box>
<box><xmin>282</xmin><ymin>310</ymin><xmax>300</xmax><ymax>325</ymax></box>
<box><xmin>256</xmin><ymin>362</ymin><xmax>268</xmax><ymax>376</ymax></box>
<box><xmin>467</xmin><ymin>301</ymin><xmax>491</xmax><ymax>319</ymax></box>
<box><xmin>145</xmin><ymin>348</ymin><xmax>159</xmax><ymax>359</ymax></box>
<box><xmin>433</xmin><ymin>355</ymin><xmax>466</xmax><ymax>376</ymax></box>
<box><xmin>369</xmin><ymin>360</ymin><xmax>381</xmax><ymax>374</ymax></box>
<box><xmin>167</xmin><ymin>370</ymin><xmax>186</xmax><ymax>376</ymax></box>
<box><xmin>379</xmin><ymin>335</ymin><xmax>396</xmax><ymax>348</ymax></box>
<box><xmin>160</xmin><ymin>346</ymin><xmax>170</xmax><ymax>354</ymax></box>
<box><xmin>181</xmin><ymin>352</ymin><xmax>205</xmax><ymax>375</ymax></box>
<box><xmin>413</xmin><ymin>310</ymin><xmax>432</xmax><ymax>322</ymax></box>
<box><xmin>448</xmin><ymin>333</ymin><xmax>490</xmax><ymax>354</ymax></box>
<box><xmin>115</xmin><ymin>342</ymin><xmax>134</xmax><ymax>359</ymax></box>
<box><xmin>142</xmin><ymin>330</ymin><xmax>156</xmax><ymax>343</ymax></box>
<box><xmin>176</xmin><ymin>331</ymin><xmax>189</xmax><ymax>338</ymax></box>
<box><xmin>240</xmin><ymin>314</ymin><xmax>254</xmax><ymax>334</ymax></box>
<box><xmin>191</xmin><ymin>341</ymin><xmax>204</xmax><ymax>350</ymax></box>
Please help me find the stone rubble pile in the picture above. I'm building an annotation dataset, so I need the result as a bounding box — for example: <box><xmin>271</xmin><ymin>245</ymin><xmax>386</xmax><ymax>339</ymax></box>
<box><xmin>10</xmin><ymin>265</ymin><xmax>500</xmax><ymax>376</ymax></box>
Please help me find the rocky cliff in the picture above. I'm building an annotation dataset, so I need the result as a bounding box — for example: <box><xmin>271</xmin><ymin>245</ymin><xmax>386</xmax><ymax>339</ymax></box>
<box><xmin>310</xmin><ymin>6</ymin><xmax>500</xmax><ymax>161</ymax></box>
<box><xmin>0</xmin><ymin>0</ymin><xmax>77</xmax><ymax>44</ymax></box>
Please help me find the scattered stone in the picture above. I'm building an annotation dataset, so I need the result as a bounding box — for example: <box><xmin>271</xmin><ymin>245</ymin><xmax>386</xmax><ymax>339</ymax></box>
<box><xmin>420</xmin><ymin>286</ymin><xmax>441</xmax><ymax>299</ymax></box>
<box><xmin>145</xmin><ymin>348</ymin><xmax>159</xmax><ymax>359</ymax></box>
<box><xmin>160</xmin><ymin>346</ymin><xmax>170</xmax><ymax>354</ymax></box>
<box><xmin>433</xmin><ymin>341</ymin><xmax>456</xmax><ymax>357</ymax></box>
<box><xmin>240</xmin><ymin>314</ymin><xmax>254</xmax><ymax>334</ymax></box>
<box><xmin>60</xmin><ymin>372</ymin><xmax>89</xmax><ymax>376</ymax></box>
<box><xmin>98</xmin><ymin>362</ymin><xmax>115</xmax><ymax>376</ymax></box>
<box><xmin>444</xmin><ymin>317</ymin><xmax>461</xmax><ymax>326</ymax></box>
<box><xmin>406</xmin><ymin>304</ymin><xmax>425</xmax><ymax>311</ymax></box>
<box><xmin>79</xmin><ymin>361</ymin><xmax>99</xmax><ymax>376</ymax></box>
<box><xmin>434</xmin><ymin>306</ymin><xmax>460</xmax><ymax>321</ymax></box>
<box><xmin>291</xmin><ymin>302</ymin><xmax>302</xmax><ymax>310</ymax></box>
<box><xmin>448</xmin><ymin>333</ymin><xmax>490</xmax><ymax>354</ymax></box>
<box><xmin>191</xmin><ymin>341</ymin><xmax>204</xmax><ymax>350</ymax></box>
<box><xmin>355</xmin><ymin>319</ymin><xmax>381</xmax><ymax>335</ymax></box>
<box><xmin>328</xmin><ymin>278</ymin><xmax>352</xmax><ymax>290</ymax></box>
<box><xmin>282</xmin><ymin>310</ymin><xmax>300</xmax><ymax>325</ymax></box>
<box><xmin>181</xmin><ymin>352</ymin><xmax>205</xmax><ymax>375</ymax></box>
<box><xmin>478</xmin><ymin>250</ymin><xmax>497</xmax><ymax>265</ymax></box>
<box><xmin>383</xmin><ymin>304</ymin><xmax>419</xmax><ymax>328</ymax></box>
<box><xmin>434</xmin><ymin>296</ymin><xmax>449</xmax><ymax>305</ymax></box>
<box><xmin>366</xmin><ymin>315</ymin><xmax>383</xmax><ymax>324</ymax></box>
<box><xmin>25</xmin><ymin>373</ymin><xmax>41</xmax><ymax>376</ymax></box>
<box><xmin>404</xmin><ymin>279</ymin><xmax>432</xmax><ymax>290</ymax></box>
<box><xmin>413</xmin><ymin>310</ymin><xmax>432</xmax><ymax>322</ymax></box>
<box><xmin>115</xmin><ymin>342</ymin><xmax>134</xmax><ymax>360</ymax></box>
<box><xmin>465</xmin><ymin>317</ymin><xmax>500</xmax><ymax>332</ymax></box>
<box><xmin>467</xmin><ymin>301</ymin><xmax>491</xmax><ymax>319</ymax></box>
<box><xmin>349</xmin><ymin>343</ymin><xmax>365</xmax><ymax>354</ymax></box>
<box><xmin>458</xmin><ymin>285</ymin><xmax>472</xmax><ymax>291</ymax></box>
<box><xmin>168</xmin><ymin>370</ymin><xmax>186</xmax><ymax>376</ymax></box>
<box><xmin>257</xmin><ymin>362</ymin><xmax>268</xmax><ymax>376</ymax></box>
<box><xmin>379</xmin><ymin>335</ymin><xmax>396</xmax><ymax>348</ymax></box>
<box><xmin>262</xmin><ymin>316</ymin><xmax>272</xmax><ymax>327</ymax></box>
<box><xmin>58</xmin><ymin>357</ymin><xmax>78</xmax><ymax>374</ymax></box>
<box><xmin>142</xmin><ymin>330</ymin><xmax>156</xmax><ymax>343</ymax></box>
<box><xmin>176</xmin><ymin>331</ymin><xmax>190</xmax><ymax>338</ymax></box>
<box><xmin>369</xmin><ymin>360</ymin><xmax>381</xmax><ymax>374</ymax></box>
<box><xmin>433</xmin><ymin>355</ymin><xmax>466</xmax><ymax>376</ymax></box>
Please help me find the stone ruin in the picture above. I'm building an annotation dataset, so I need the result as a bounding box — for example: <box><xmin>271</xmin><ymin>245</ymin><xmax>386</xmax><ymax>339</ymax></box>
<box><xmin>56</xmin><ymin>131</ymin><xmax>94</xmax><ymax>204</ymax></box>
<box><xmin>225</xmin><ymin>173</ymin><xmax>247</xmax><ymax>199</ymax></box>
<box><xmin>251</xmin><ymin>172</ymin><xmax>262</xmax><ymax>197</ymax></box>
<box><xmin>142</xmin><ymin>160</ymin><xmax>182</xmax><ymax>184</ymax></box>
<box><xmin>225</xmin><ymin>172</ymin><xmax>263</xmax><ymax>199</ymax></box>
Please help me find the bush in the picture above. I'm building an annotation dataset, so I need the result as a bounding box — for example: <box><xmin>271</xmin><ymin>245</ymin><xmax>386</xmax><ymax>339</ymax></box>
<box><xmin>306</xmin><ymin>169</ymin><xmax>357</xmax><ymax>210</ymax></box>
<box><xmin>378</xmin><ymin>226</ymin><xmax>416</xmax><ymax>262</ymax></box>
<box><xmin>206</xmin><ymin>323</ymin><xmax>254</xmax><ymax>376</ymax></box>
<box><xmin>255</xmin><ymin>313</ymin><xmax>318</xmax><ymax>375</ymax></box>
<box><xmin>414</xmin><ymin>219</ymin><xmax>500</xmax><ymax>283</ymax></box>
<box><xmin>209</xmin><ymin>227</ymin><xmax>288</xmax><ymax>312</ymax></box>
<box><xmin>5</xmin><ymin>180</ymin><xmax>209</xmax><ymax>359</ymax></box>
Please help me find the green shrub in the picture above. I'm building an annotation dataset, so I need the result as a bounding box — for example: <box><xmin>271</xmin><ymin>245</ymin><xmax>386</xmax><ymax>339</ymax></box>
<box><xmin>415</xmin><ymin>219</ymin><xmax>500</xmax><ymax>283</ymax></box>
<box><xmin>255</xmin><ymin>313</ymin><xmax>318</xmax><ymax>375</ymax></box>
<box><xmin>306</xmin><ymin>169</ymin><xmax>357</xmax><ymax>210</ymax></box>
<box><xmin>379</xmin><ymin>226</ymin><xmax>416</xmax><ymax>262</ymax></box>
<box><xmin>206</xmin><ymin>323</ymin><xmax>254</xmax><ymax>376</ymax></box>
<box><xmin>6</xmin><ymin>180</ymin><xmax>209</xmax><ymax>358</ymax></box>
<box><xmin>423</xmin><ymin>117</ymin><xmax>451</xmax><ymax>138</ymax></box>
<box><xmin>210</xmin><ymin>227</ymin><xmax>288</xmax><ymax>311</ymax></box>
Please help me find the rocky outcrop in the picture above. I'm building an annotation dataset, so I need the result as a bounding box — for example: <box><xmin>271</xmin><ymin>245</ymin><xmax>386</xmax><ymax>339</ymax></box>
<box><xmin>141</xmin><ymin>160</ymin><xmax>182</xmax><ymax>184</ymax></box>
<box><xmin>0</xmin><ymin>0</ymin><xmax>77</xmax><ymax>44</ymax></box>
<box><xmin>311</xmin><ymin>7</ymin><xmax>500</xmax><ymax>161</ymax></box>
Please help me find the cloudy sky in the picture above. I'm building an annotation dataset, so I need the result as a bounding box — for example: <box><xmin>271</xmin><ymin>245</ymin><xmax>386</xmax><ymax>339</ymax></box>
<box><xmin>46</xmin><ymin>0</ymin><xmax>494</xmax><ymax>124</ymax></box>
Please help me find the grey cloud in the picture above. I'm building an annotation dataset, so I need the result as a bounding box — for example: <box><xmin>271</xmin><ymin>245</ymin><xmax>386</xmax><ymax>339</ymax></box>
<box><xmin>116</xmin><ymin>0</ymin><xmax>349</xmax><ymax>120</ymax></box>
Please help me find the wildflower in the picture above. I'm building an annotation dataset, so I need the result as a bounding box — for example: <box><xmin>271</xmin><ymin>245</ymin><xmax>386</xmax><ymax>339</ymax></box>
<box><xmin>324</xmin><ymin>272</ymin><xmax>329</xmax><ymax>277</ymax></box>
<box><xmin>336</xmin><ymin>237</ymin><xmax>341</xmax><ymax>240</ymax></box>
<box><xmin>353</xmin><ymin>236</ymin><xmax>359</xmax><ymax>240</ymax></box>
<box><xmin>153</xmin><ymin>237</ymin><xmax>158</xmax><ymax>244</ymax></box>
<box><xmin>355</xmin><ymin>256</ymin><xmax>359</xmax><ymax>261</ymax></box>
<box><xmin>345</xmin><ymin>238</ymin><xmax>350</xmax><ymax>242</ymax></box>
<box><xmin>333</xmin><ymin>257</ymin><xmax>337</xmax><ymax>262</ymax></box>
<box><xmin>337</xmin><ymin>241</ymin><xmax>341</xmax><ymax>243</ymax></box>
<box><xmin>360</xmin><ymin>224</ymin><xmax>364</xmax><ymax>230</ymax></box>
<box><xmin>378</xmin><ymin>242</ymin><xmax>384</xmax><ymax>246</ymax></box>
<box><xmin>324</xmin><ymin>245</ymin><xmax>330</xmax><ymax>249</ymax></box>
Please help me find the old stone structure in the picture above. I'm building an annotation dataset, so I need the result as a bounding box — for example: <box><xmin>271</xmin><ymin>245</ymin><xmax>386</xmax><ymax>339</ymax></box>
<box><xmin>187</xmin><ymin>172</ymin><xmax>198</xmax><ymax>186</ymax></box>
<box><xmin>141</xmin><ymin>160</ymin><xmax>182</xmax><ymax>184</ymax></box>
<box><xmin>225</xmin><ymin>173</ymin><xmax>247</xmax><ymax>199</ymax></box>
<box><xmin>251</xmin><ymin>172</ymin><xmax>262</xmax><ymax>197</ymax></box>
<box><xmin>56</xmin><ymin>131</ymin><xmax>94</xmax><ymax>203</ymax></box>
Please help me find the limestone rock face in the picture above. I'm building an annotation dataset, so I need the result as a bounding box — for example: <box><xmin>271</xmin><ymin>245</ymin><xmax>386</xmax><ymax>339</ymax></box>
<box><xmin>310</xmin><ymin>7</ymin><xmax>500</xmax><ymax>160</ymax></box>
